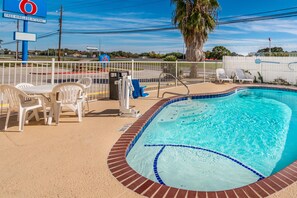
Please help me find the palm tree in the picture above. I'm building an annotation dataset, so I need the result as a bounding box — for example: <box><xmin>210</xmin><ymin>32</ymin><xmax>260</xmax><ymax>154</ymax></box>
<box><xmin>172</xmin><ymin>0</ymin><xmax>219</xmax><ymax>77</ymax></box>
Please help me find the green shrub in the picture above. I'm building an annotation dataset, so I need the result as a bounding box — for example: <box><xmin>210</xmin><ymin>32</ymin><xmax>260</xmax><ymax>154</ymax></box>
<box><xmin>163</xmin><ymin>55</ymin><xmax>177</xmax><ymax>61</ymax></box>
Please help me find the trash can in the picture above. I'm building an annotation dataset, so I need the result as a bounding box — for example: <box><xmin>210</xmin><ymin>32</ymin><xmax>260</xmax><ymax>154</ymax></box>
<box><xmin>109</xmin><ymin>71</ymin><xmax>129</xmax><ymax>100</ymax></box>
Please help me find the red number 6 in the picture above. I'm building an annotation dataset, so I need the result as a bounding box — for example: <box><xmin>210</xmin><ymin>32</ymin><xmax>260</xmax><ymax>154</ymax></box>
<box><xmin>19</xmin><ymin>0</ymin><xmax>38</xmax><ymax>15</ymax></box>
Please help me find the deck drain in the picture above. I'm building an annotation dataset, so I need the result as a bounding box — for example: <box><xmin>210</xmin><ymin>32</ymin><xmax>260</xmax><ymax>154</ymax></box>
<box><xmin>119</xmin><ymin>123</ymin><xmax>132</xmax><ymax>133</ymax></box>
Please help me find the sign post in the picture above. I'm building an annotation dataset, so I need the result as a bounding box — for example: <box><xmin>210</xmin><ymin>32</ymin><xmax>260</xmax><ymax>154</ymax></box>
<box><xmin>2</xmin><ymin>0</ymin><xmax>47</xmax><ymax>61</ymax></box>
<box><xmin>22</xmin><ymin>20</ymin><xmax>29</xmax><ymax>61</ymax></box>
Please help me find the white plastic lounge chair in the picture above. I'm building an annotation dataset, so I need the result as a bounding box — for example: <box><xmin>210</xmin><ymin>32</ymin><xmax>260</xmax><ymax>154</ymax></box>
<box><xmin>216</xmin><ymin>68</ymin><xmax>233</xmax><ymax>83</ymax></box>
<box><xmin>77</xmin><ymin>77</ymin><xmax>92</xmax><ymax>113</ymax></box>
<box><xmin>51</xmin><ymin>82</ymin><xmax>85</xmax><ymax>125</ymax></box>
<box><xmin>235</xmin><ymin>69</ymin><xmax>254</xmax><ymax>83</ymax></box>
<box><xmin>1</xmin><ymin>85</ymin><xmax>46</xmax><ymax>132</ymax></box>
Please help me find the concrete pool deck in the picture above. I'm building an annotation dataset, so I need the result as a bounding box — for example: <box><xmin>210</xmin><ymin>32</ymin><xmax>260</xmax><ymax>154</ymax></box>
<box><xmin>0</xmin><ymin>83</ymin><xmax>296</xmax><ymax>198</ymax></box>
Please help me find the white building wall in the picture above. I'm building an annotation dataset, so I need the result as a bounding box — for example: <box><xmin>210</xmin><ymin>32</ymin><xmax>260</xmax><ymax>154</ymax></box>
<box><xmin>223</xmin><ymin>56</ymin><xmax>297</xmax><ymax>84</ymax></box>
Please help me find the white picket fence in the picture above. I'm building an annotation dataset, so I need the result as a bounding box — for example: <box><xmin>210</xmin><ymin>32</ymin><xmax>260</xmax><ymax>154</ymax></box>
<box><xmin>223</xmin><ymin>56</ymin><xmax>297</xmax><ymax>84</ymax></box>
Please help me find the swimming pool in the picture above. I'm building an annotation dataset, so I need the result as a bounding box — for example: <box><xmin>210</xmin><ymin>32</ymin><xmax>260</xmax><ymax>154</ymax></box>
<box><xmin>125</xmin><ymin>87</ymin><xmax>297</xmax><ymax>192</ymax></box>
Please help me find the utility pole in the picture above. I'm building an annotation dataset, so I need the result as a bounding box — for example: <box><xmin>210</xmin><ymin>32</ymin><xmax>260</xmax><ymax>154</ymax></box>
<box><xmin>58</xmin><ymin>5</ymin><xmax>63</xmax><ymax>61</ymax></box>
<box><xmin>98</xmin><ymin>39</ymin><xmax>101</xmax><ymax>56</ymax></box>
<box><xmin>16</xmin><ymin>20</ymin><xmax>19</xmax><ymax>60</ymax></box>
<box><xmin>269</xmin><ymin>37</ymin><xmax>272</xmax><ymax>56</ymax></box>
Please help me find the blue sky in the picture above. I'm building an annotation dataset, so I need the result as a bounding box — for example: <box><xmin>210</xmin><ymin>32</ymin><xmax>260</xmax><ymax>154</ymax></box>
<box><xmin>0</xmin><ymin>0</ymin><xmax>297</xmax><ymax>55</ymax></box>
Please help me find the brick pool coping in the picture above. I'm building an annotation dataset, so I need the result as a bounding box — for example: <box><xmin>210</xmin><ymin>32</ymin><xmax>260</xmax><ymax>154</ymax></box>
<box><xmin>108</xmin><ymin>85</ymin><xmax>297</xmax><ymax>198</ymax></box>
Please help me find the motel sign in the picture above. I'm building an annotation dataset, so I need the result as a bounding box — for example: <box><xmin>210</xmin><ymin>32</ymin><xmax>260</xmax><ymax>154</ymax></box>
<box><xmin>2</xmin><ymin>0</ymin><xmax>47</xmax><ymax>61</ymax></box>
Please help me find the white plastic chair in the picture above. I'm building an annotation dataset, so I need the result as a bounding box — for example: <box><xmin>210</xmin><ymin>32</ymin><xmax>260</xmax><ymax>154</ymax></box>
<box><xmin>216</xmin><ymin>68</ymin><xmax>233</xmax><ymax>83</ymax></box>
<box><xmin>1</xmin><ymin>85</ymin><xmax>47</xmax><ymax>132</ymax></box>
<box><xmin>15</xmin><ymin>83</ymin><xmax>34</xmax><ymax>89</ymax></box>
<box><xmin>77</xmin><ymin>77</ymin><xmax>92</xmax><ymax>113</ymax></box>
<box><xmin>15</xmin><ymin>83</ymin><xmax>40</xmax><ymax>122</ymax></box>
<box><xmin>235</xmin><ymin>69</ymin><xmax>254</xmax><ymax>83</ymax></box>
<box><xmin>51</xmin><ymin>82</ymin><xmax>85</xmax><ymax>125</ymax></box>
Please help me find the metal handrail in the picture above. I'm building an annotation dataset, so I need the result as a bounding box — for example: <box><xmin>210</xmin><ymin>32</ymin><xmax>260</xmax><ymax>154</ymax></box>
<box><xmin>157</xmin><ymin>72</ymin><xmax>190</xmax><ymax>98</ymax></box>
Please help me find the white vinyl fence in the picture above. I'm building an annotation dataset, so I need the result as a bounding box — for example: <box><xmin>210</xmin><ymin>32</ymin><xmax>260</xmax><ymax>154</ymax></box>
<box><xmin>223</xmin><ymin>56</ymin><xmax>297</xmax><ymax>84</ymax></box>
<box><xmin>0</xmin><ymin>59</ymin><xmax>222</xmax><ymax>116</ymax></box>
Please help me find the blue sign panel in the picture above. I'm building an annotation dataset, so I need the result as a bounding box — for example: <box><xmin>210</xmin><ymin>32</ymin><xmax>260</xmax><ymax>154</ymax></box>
<box><xmin>99</xmin><ymin>54</ymin><xmax>110</xmax><ymax>62</ymax></box>
<box><xmin>255</xmin><ymin>59</ymin><xmax>261</xmax><ymax>64</ymax></box>
<box><xmin>3</xmin><ymin>0</ymin><xmax>47</xmax><ymax>18</ymax></box>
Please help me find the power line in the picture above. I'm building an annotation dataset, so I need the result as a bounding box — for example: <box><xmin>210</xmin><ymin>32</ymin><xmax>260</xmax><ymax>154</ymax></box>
<box><xmin>218</xmin><ymin>11</ymin><xmax>297</xmax><ymax>25</ymax></box>
<box><xmin>62</xmin><ymin>24</ymin><xmax>172</xmax><ymax>32</ymax></box>
<box><xmin>62</xmin><ymin>11</ymin><xmax>297</xmax><ymax>34</ymax></box>
<box><xmin>64</xmin><ymin>0</ymin><xmax>111</xmax><ymax>6</ymax></box>
<box><xmin>65</xmin><ymin>0</ymin><xmax>162</xmax><ymax>11</ymax></box>
<box><xmin>3</xmin><ymin>7</ymin><xmax>297</xmax><ymax>46</ymax></box>
<box><xmin>63</xmin><ymin>26</ymin><xmax>175</xmax><ymax>35</ymax></box>
<box><xmin>219</xmin><ymin>6</ymin><xmax>297</xmax><ymax>20</ymax></box>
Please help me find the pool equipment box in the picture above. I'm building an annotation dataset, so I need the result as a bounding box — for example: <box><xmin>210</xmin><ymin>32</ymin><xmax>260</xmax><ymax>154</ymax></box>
<box><xmin>14</xmin><ymin>32</ymin><xmax>36</xmax><ymax>41</ymax></box>
<box><xmin>109</xmin><ymin>71</ymin><xmax>129</xmax><ymax>100</ymax></box>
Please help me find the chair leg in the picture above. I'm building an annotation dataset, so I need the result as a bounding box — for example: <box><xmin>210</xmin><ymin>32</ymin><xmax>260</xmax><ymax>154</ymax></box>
<box><xmin>19</xmin><ymin>108</ymin><xmax>26</xmax><ymax>132</ymax></box>
<box><xmin>55</xmin><ymin>103</ymin><xmax>61</xmax><ymax>125</ymax></box>
<box><xmin>42</xmin><ymin>105</ymin><xmax>47</xmax><ymax>125</ymax></box>
<box><xmin>82</xmin><ymin>99</ymin><xmax>88</xmax><ymax>117</ymax></box>
<box><xmin>48</xmin><ymin>104</ymin><xmax>54</xmax><ymax>125</ymax></box>
<box><xmin>86</xmin><ymin>98</ymin><xmax>90</xmax><ymax>112</ymax></box>
<box><xmin>82</xmin><ymin>102</ymin><xmax>85</xmax><ymax>117</ymax></box>
<box><xmin>77</xmin><ymin>102</ymin><xmax>82</xmax><ymax>122</ymax></box>
<box><xmin>4</xmin><ymin>109</ymin><xmax>11</xmax><ymax>131</ymax></box>
<box><xmin>33</xmin><ymin>109</ymin><xmax>40</xmax><ymax>121</ymax></box>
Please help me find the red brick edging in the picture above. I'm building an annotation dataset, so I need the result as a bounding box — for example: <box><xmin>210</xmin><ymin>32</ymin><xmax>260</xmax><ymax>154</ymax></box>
<box><xmin>108</xmin><ymin>85</ymin><xmax>297</xmax><ymax>198</ymax></box>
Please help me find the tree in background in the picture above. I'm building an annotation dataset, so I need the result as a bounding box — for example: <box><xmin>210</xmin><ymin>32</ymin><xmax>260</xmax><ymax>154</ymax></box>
<box><xmin>0</xmin><ymin>39</ymin><xmax>3</xmax><ymax>49</ymax></box>
<box><xmin>165</xmin><ymin>52</ymin><xmax>184</xmax><ymax>59</ymax></box>
<box><xmin>257</xmin><ymin>47</ymin><xmax>289</xmax><ymax>57</ymax></box>
<box><xmin>257</xmin><ymin>47</ymin><xmax>284</xmax><ymax>53</ymax></box>
<box><xmin>171</xmin><ymin>0</ymin><xmax>219</xmax><ymax>77</ymax></box>
<box><xmin>210</xmin><ymin>46</ymin><xmax>232</xmax><ymax>59</ymax></box>
<box><xmin>205</xmin><ymin>46</ymin><xmax>239</xmax><ymax>60</ymax></box>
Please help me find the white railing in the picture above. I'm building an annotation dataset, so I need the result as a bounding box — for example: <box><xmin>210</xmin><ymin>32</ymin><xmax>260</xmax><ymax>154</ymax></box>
<box><xmin>223</xmin><ymin>56</ymin><xmax>297</xmax><ymax>84</ymax></box>
<box><xmin>0</xmin><ymin>59</ymin><xmax>222</xmax><ymax>116</ymax></box>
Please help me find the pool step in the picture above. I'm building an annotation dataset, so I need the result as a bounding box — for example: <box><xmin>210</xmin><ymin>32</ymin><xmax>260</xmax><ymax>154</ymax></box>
<box><xmin>158</xmin><ymin>110</ymin><xmax>180</xmax><ymax>123</ymax></box>
<box><xmin>158</xmin><ymin>101</ymin><xmax>211</xmax><ymax>124</ymax></box>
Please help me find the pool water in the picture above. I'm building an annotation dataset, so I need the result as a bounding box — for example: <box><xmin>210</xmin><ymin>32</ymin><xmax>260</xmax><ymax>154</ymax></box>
<box><xmin>126</xmin><ymin>88</ymin><xmax>297</xmax><ymax>191</ymax></box>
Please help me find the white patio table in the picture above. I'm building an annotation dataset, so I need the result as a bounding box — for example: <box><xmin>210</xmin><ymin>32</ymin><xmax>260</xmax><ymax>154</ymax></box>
<box><xmin>20</xmin><ymin>84</ymin><xmax>55</xmax><ymax>95</ymax></box>
<box><xmin>21</xmin><ymin>84</ymin><xmax>87</xmax><ymax>125</ymax></box>
<box><xmin>20</xmin><ymin>84</ymin><xmax>56</xmax><ymax>125</ymax></box>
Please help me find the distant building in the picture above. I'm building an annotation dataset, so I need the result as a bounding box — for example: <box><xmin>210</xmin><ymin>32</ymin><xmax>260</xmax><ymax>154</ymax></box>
<box><xmin>289</xmin><ymin>52</ymin><xmax>297</xmax><ymax>57</ymax></box>
<box><xmin>248</xmin><ymin>52</ymin><xmax>257</xmax><ymax>56</ymax></box>
<box><xmin>72</xmin><ymin>53</ymin><xmax>81</xmax><ymax>57</ymax></box>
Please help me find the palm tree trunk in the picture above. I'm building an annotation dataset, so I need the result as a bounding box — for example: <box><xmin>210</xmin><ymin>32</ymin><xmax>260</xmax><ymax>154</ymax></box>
<box><xmin>185</xmin><ymin>37</ymin><xmax>204</xmax><ymax>78</ymax></box>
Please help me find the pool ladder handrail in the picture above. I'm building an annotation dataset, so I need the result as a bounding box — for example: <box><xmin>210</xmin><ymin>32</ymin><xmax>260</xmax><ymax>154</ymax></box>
<box><xmin>157</xmin><ymin>72</ymin><xmax>190</xmax><ymax>98</ymax></box>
